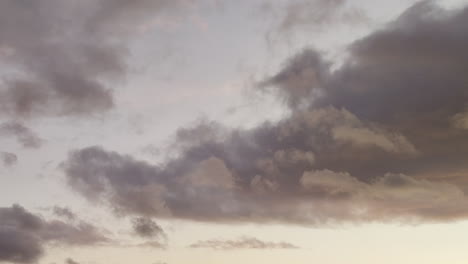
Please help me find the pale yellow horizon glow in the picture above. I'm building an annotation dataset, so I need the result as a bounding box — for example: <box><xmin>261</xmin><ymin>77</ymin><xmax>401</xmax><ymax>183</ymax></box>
<box><xmin>42</xmin><ymin>220</ymin><xmax>468</xmax><ymax>264</ymax></box>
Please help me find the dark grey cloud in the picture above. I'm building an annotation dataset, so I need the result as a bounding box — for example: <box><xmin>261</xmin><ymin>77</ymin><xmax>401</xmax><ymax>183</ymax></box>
<box><xmin>0</xmin><ymin>121</ymin><xmax>42</xmax><ymax>148</ymax></box>
<box><xmin>1</xmin><ymin>152</ymin><xmax>18</xmax><ymax>167</ymax></box>
<box><xmin>189</xmin><ymin>236</ymin><xmax>299</xmax><ymax>250</ymax></box>
<box><xmin>0</xmin><ymin>205</ymin><xmax>108</xmax><ymax>263</ymax></box>
<box><xmin>132</xmin><ymin>217</ymin><xmax>166</xmax><ymax>240</ymax></box>
<box><xmin>265</xmin><ymin>0</ymin><xmax>468</xmax><ymax>182</ymax></box>
<box><xmin>0</xmin><ymin>0</ymin><xmax>195</xmax><ymax>118</ymax></box>
<box><xmin>0</xmin><ymin>228</ymin><xmax>43</xmax><ymax>264</ymax></box>
<box><xmin>62</xmin><ymin>1</ymin><xmax>468</xmax><ymax>225</ymax></box>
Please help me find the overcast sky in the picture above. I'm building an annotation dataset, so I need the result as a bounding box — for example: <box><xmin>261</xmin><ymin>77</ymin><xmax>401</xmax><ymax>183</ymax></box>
<box><xmin>2</xmin><ymin>0</ymin><xmax>468</xmax><ymax>263</ymax></box>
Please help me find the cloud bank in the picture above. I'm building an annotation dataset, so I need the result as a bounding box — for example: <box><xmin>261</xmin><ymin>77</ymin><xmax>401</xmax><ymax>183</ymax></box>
<box><xmin>62</xmin><ymin>1</ymin><xmax>468</xmax><ymax>226</ymax></box>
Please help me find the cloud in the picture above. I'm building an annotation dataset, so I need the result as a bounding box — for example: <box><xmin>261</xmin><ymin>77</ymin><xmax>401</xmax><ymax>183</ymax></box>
<box><xmin>0</xmin><ymin>228</ymin><xmax>43</xmax><ymax>264</ymax></box>
<box><xmin>1</xmin><ymin>152</ymin><xmax>17</xmax><ymax>167</ymax></box>
<box><xmin>189</xmin><ymin>236</ymin><xmax>299</xmax><ymax>250</ymax></box>
<box><xmin>40</xmin><ymin>220</ymin><xmax>108</xmax><ymax>246</ymax></box>
<box><xmin>300</xmin><ymin>171</ymin><xmax>467</xmax><ymax>221</ymax></box>
<box><xmin>52</xmin><ymin>206</ymin><xmax>77</xmax><ymax>221</ymax></box>
<box><xmin>132</xmin><ymin>217</ymin><xmax>167</xmax><ymax>240</ymax></box>
<box><xmin>62</xmin><ymin>137</ymin><xmax>465</xmax><ymax>224</ymax></box>
<box><xmin>62</xmin><ymin>2</ymin><xmax>468</xmax><ymax>225</ymax></box>
<box><xmin>0</xmin><ymin>0</ymin><xmax>197</xmax><ymax>118</ymax></box>
<box><xmin>0</xmin><ymin>121</ymin><xmax>42</xmax><ymax>148</ymax></box>
<box><xmin>258</xmin><ymin>49</ymin><xmax>329</xmax><ymax>109</ymax></box>
<box><xmin>0</xmin><ymin>205</ymin><xmax>109</xmax><ymax>263</ymax></box>
<box><xmin>262</xmin><ymin>0</ymin><xmax>468</xmax><ymax>181</ymax></box>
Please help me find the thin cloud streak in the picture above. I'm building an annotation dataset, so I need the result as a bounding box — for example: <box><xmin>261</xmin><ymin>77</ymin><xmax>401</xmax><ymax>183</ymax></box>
<box><xmin>189</xmin><ymin>236</ymin><xmax>299</xmax><ymax>250</ymax></box>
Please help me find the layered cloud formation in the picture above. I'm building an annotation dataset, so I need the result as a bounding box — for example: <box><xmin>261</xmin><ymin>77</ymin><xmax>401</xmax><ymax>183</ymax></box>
<box><xmin>62</xmin><ymin>1</ymin><xmax>468</xmax><ymax>225</ymax></box>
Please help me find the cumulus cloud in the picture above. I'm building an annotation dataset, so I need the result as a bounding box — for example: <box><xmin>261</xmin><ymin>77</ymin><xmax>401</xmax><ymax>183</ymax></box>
<box><xmin>263</xmin><ymin>0</ymin><xmax>468</xmax><ymax>181</ymax></box>
<box><xmin>62</xmin><ymin>1</ymin><xmax>468</xmax><ymax>226</ymax></box>
<box><xmin>0</xmin><ymin>0</ymin><xmax>197</xmax><ymax>118</ymax></box>
<box><xmin>0</xmin><ymin>205</ymin><xmax>108</xmax><ymax>263</ymax></box>
<box><xmin>189</xmin><ymin>236</ymin><xmax>299</xmax><ymax>250</ymax></box>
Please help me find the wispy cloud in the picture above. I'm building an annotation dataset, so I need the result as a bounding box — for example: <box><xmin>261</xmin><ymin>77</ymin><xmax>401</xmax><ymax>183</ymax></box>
<box><xmin>189</xmin><ymin>236</ymin><xmax>299</xmax><ymax>250</ymax></box>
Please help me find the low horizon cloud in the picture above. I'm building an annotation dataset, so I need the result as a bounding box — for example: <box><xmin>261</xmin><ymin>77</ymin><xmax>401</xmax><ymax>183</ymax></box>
<box><xmin>189</xmin><ymin>236</ymin><xmax>299</xmax><ymax>250</ymax></box>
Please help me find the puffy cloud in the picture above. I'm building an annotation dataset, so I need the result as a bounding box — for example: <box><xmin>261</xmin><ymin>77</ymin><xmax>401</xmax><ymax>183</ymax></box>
<box><xmin>189</xmin><ymin>236</ymin><xmax>299</xmax><ymax>250</ymax></box>
<box><xmin>132</xmin><ymin>217</ymin><xmax>166</xmax><ymax>240</ymax></box>
<box><xmin>62</xmin><ymin>141</ymin><xmax>468</xmax><ymax>225</ymax></box>
<box><xmin>264</xmin><ymin>1</ymin><xmax>468</xmax><ymax>181</ymax></box>
<box><xmin>0</xmin><ymin>205</ymin><xmax>108</xmax><ymax>263</ymax></box>
<box><xmin>452</xmin><ymin>110</ymin><xmax>468</xmax><ymax>130</ymax></box>
<box><xmin>300</xmin><ymin>171</ymin><xmax>467</xmax><ymax>222</ymax></box>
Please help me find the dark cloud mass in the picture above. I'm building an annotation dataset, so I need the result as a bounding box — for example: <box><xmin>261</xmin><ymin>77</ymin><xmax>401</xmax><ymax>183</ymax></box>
<box><xmin>0</xmin><ymin>0</ymin><xmax>193</xmax><ymax>118</ymax></box>
<box><xmin>0</xmin><ymin>205</ymin><xmax>108</xmax><ymax>263</ymax></box>
<box><xmin>63</xmin><ymin>1</ymin><xmax>468</xmax><ymax>225</ymax></box>
<box><xmin>189</xmin><ymin>236</ymin><xmax>299</xmax><ymax>250</ymax></box>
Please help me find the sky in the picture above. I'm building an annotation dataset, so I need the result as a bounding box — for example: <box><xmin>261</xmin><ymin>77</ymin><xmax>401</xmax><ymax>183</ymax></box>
<box><xmin>2</xmin><ymin>0</ymin><xmax>468</xmax><ymax>263</ymax></box>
